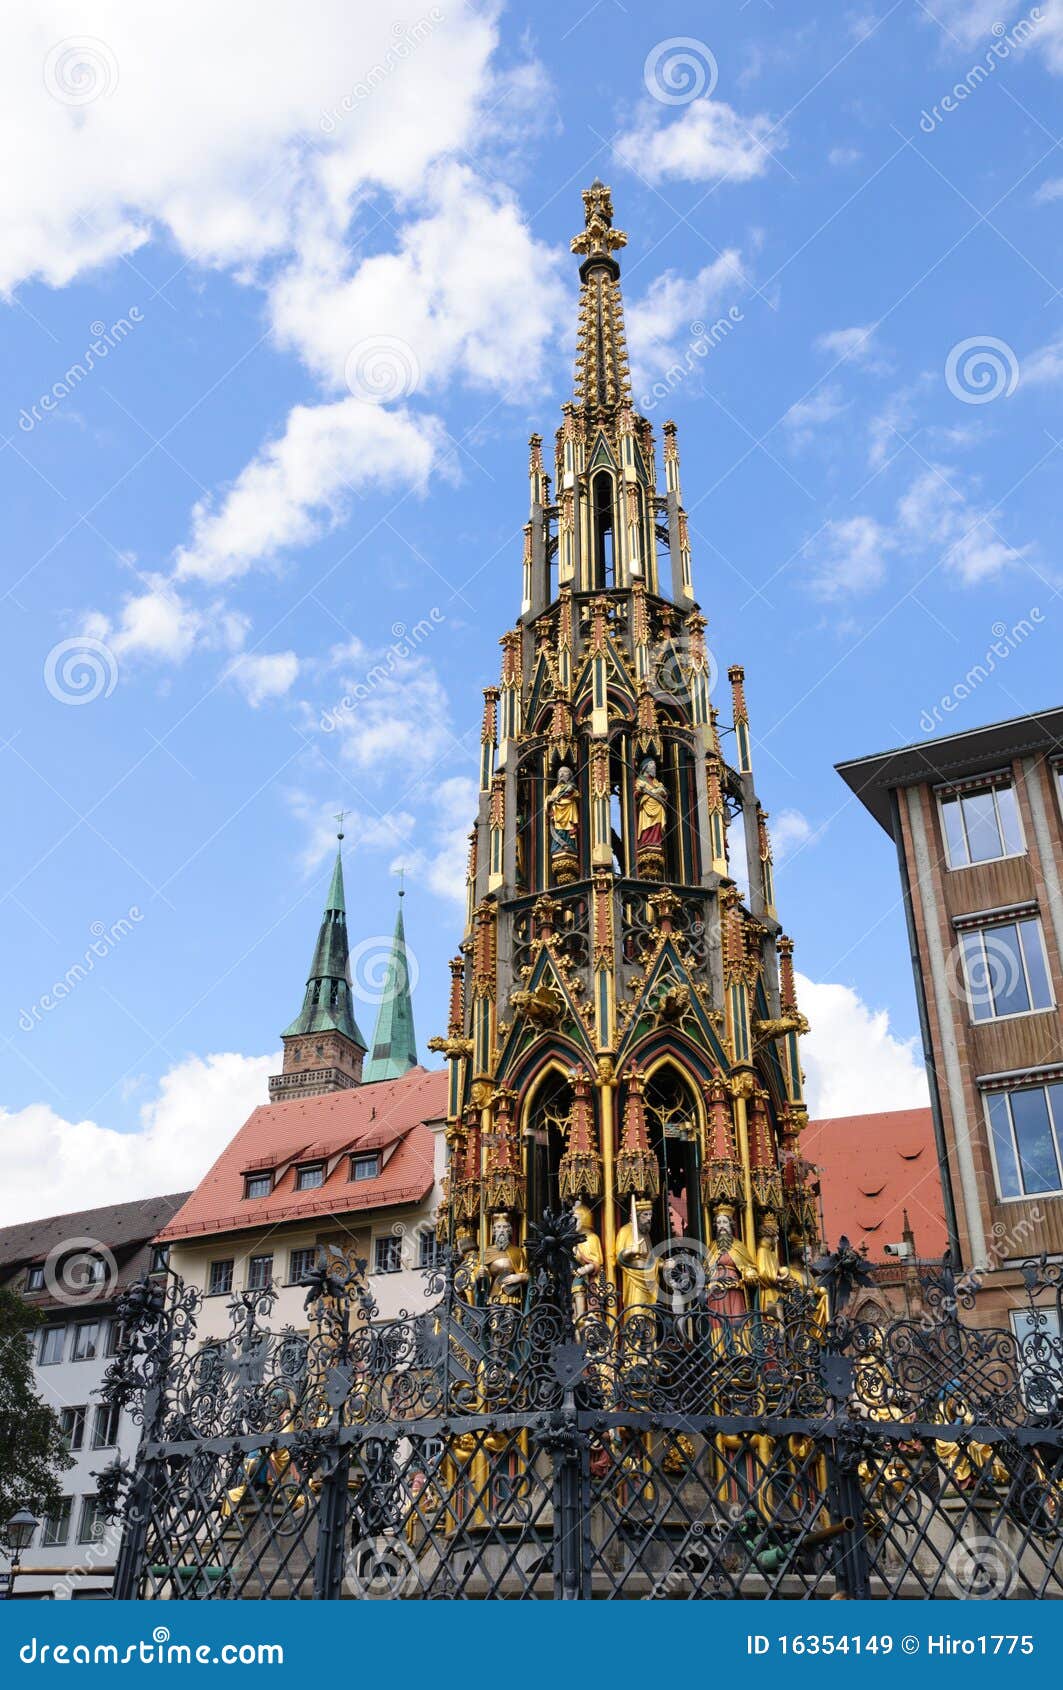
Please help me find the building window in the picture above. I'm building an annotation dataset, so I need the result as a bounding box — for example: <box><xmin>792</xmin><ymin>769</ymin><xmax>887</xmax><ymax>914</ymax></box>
<box><xmin>958</xmin><ymin>916</ymin><xmax>1053</xmax><ymax>1022</ymax></box>
<box><xmin>25</xmin><ymin>1264</ymin><xmax>45</xmax><ymax>1292</ymax></box>
<box><xmin>41</xmin><ymin>1499</ymin><xmax>72</xmax><ymax>1548</ymax></box>
<box><xmin>296</xmin><ymin>1163</ymin><xmax>324</xmax><ymax>1191</ymax></box>
<box><xmin>246</xmin><ymin>1253</ymin><xmax>273</xmax><ymax>1291</ymax></box>
<box><xmin>418</xmin><ymin>1231</ymin><xmax>442</xmax><ymax>1269</ymax></box>
<box><xmin>374</xmin><ymin>1235</ymin><xmax>403</xmax><ymax>1275</ymax></box>
<box><xmin>149</xmin><ymin>1244</ymin><xmax>170</xmax><ymax>1275</ymax></box>
<box><xmin>104</xmin><ymin>1320</ymin><xmax>123</xmax><ymax>1358</ymax></box>
<box><xmin>91</xmin><ymin>1402</ymin><xmax>121</xmax><ymax>1449</ymax></box>
<box><xmin>287</xmin><ymin>1247</ymin><xmax>318</xmax><ymax>1284</ymax></box>
<box><xmin>39</xmin><ymin>1325</ymin><xmax>66</xmax><ymax>1366</ymax></box>
<box><xmin>77</xmin><ymin>1496</ymin><xmax>106</xmax><ymax>1545</ymax></box>
<box><xmin>244</xmin><ymin>1173</ymin><xmax>272</xmax><ymax>1200</ymax></box>
<box><xmin>208</xmin><ymin>1259</ymin><xmax>234</xmax><ymax>1296</ymax></box>
<box><xmin>350</xmin><ymin>1153</ymin><xmax>380</xmax><ymax>1182</ymax></box>
<box><xmin>940</xmin><ymin>781</ymin><xmax>1023</xmax><ymax>868</ymax></box>
<box><xmin>986</xmin><ymin>1083</ymin><xmax>1063</xmax><ymax>1199</ymax></box>
<box><xmin>60</xmin><ymin>1406</ymin><xmax>87</xmax><ymax>1452</ymax></box>
<box><xmin>71</xmin><ymin>1321</ymin><xmax>100</xmax><ymax>1362</ymax></box>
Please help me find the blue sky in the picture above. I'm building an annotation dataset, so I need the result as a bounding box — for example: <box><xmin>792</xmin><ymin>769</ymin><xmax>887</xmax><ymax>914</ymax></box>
<box><xmin>2</xmin><ymin>0</ymin><xmax>1062</xmax><ymax>1220</ymax></box>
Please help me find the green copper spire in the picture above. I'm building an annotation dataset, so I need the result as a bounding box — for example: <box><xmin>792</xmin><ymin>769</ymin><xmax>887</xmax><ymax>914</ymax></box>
<box><xmin>363</xmin><ymin>882</ymin><xmax>419</xmax><ymax>1082</ymax></box>
<box><xmin>282</xmin><ymin>838</ymin><xmax>367</xmax><ymax>1048</ymax></box>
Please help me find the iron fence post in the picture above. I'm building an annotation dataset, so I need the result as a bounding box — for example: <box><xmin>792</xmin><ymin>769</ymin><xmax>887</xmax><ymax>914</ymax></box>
<box><xmin>312</xmin><ymin>1445</ymin><xmax>351</xmax><ymax>1601</ymax></box>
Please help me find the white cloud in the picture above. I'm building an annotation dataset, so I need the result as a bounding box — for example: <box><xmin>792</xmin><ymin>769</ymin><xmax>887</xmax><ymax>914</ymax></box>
<box><xmin>1022</xmin><ymin>332</ymin><xmax>1063</xmax><ymax>385</ymax></box>
<box><xmin>287</xmin><ymin>791</ymin><xmax>416</xmax><ymax>875</ymax></box>
<box><xmin>395</xmin><ymin>774</ymin><xmax>476</xmax><ymax>903</ymax></box>
<box><xmin>805</xmin><ymin>515</ymin><xmax>892</xmax><ymax>599</ymax></box>
<box><xmin>771</xmin><ymin>808</ymin><xmax>826</xmax><ymax>864</ymax></box>
<box><xmin>625</xmin><ymin>251</ymin><xmax>746</xmax><ymax>388</ymax></box>
<box><xmin>318</xmin><ymin>645</ymin><xmax>459</xmax><ymax>775</ymax></box>
<box><xmin>86</xmin><ymin>578</ymin><xmax>203</xmax><ymax>663</ymax></box>
<box><xmin>228</xmin><ymin>649</ymin><xmax>299</xmax><ymax>707</ymax></box>
<box><xmin>174</xmin><ymin>398</ymin><xmax>446</xmax><ymax>585</ymax></box>
<box><xmin>815</xmin><ymin>324</ymin><xmax>890</xmax><ymax>372</ymax></box>
<box><xmin>797</xmin><ymin>973</ymin><xmax>930</xmax><ymax>1117</ymax></box>
<box><xmin>1034</xmin><ymin>176</ymin><xmax>1063</xmax><ymax>203</ymax></box>
<box><xmin>0</xmin><ymin>1052</ymin><xmax>275</xmax><ymax>1225</ymax></box>
<box><xmin>615</xmin><ymin>98</ymin><xmax>780</xmax><ymax>186</ymax></box>
<box><xmin>828</xmin><ymin>145</ymin><xmax>863</xmax><ymax>167</ymax></box>
<box><xmin>781</xmin><ymin>382</ymin><xmax>848</xmax><ymax>441</ymax></box>
<box><xmin>897</xmin><ymin>466</ymin><xmax>1028</xmax><ymax>584</ymax></box>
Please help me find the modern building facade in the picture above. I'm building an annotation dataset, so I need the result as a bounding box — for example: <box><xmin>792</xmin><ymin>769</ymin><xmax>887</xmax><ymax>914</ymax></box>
<box><xmin>0</xmin><ymin>1193</ymin><xmax>189</xmax><ymax>1598</ymax></box>
<box><xmin>159</xmin><ymin>843</ymin><xmax>444</xmax><ymax>1337</ymax></box>
<box><xmin>838</xmin><ymin>706</ymin><xmax>1063</xmax><ymax>1329</ymax></box>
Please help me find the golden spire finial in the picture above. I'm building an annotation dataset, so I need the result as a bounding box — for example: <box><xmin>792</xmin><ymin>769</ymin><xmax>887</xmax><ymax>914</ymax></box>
<box><xmin>570</xmin><ymin>178</ymin><xmax>627</xmax><ymax>277</ymax></box>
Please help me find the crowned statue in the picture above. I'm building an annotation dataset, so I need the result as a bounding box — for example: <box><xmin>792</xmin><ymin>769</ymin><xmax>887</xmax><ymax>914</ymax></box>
<box><xmin>479</xmin><ymin>1212</ymin><xmax>529</xmax><ymax>1309</ymax></box>
<box><xmin>704</xmin><ymin>1204</ymin><xmax>759</xmax><ymax>1317</ymax></box>
<box><xmin>615</xmin><ymin>1197</ymin><xmax>660</xmax><ymax>1313</ymax></box>
<box><xmin>571</xmin><ymin>1199</ymin><xmax>603</xmax><ymax>1323</ymax></box>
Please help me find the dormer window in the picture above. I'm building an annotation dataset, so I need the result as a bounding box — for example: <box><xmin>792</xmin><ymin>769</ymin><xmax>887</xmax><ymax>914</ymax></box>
<box><xmin>350</xmin><ymin>1153</ymin><xmax>380</xmax><ymax>1182</ymax></box>
<box><xmin>296</xmin><ymin>1163</ymin><xmax>325</xmax><ymax>1192</ymax></box>
<box><xmin>244</xmin><ymin>1173</ymin><xmax>272</xmax><ymax>1200</ymax></box>
<box><xmin>25</xmin><ymin>1264</ymin><xmax>45</xmax><ymax>1292</ymax></box>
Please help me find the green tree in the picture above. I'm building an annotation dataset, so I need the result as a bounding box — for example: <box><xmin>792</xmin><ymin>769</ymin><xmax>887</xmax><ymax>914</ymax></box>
<box><xmin>0</xmin><ymin>1285</ymin><xmax>72</xmax><ymax>1526</ymax></box>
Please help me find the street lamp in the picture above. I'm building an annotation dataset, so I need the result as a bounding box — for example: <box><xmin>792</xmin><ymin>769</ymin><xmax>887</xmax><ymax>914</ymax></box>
<box><xmin>2</xmin><ymin>1510</ymin><xmax>39</xmax><ymax>1600</ymax></box>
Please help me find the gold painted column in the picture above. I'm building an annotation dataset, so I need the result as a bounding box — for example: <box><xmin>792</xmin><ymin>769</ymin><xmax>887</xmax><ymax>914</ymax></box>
<box><xmin>596</xmin><ymin>1057</ymin><xmax>618</xmax><ymax>1291</ymax></box>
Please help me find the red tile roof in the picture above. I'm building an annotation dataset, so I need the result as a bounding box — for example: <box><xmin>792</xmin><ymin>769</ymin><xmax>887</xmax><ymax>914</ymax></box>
<box><xmin>803</xmin><ymin>1107</ymin><xmax>947</xmax><ymax>1260</ymax></box>
<box><xmin>157</xmin><ymin>1067</ymin><xmax>447</xmax><ymax>1243</ymax></box>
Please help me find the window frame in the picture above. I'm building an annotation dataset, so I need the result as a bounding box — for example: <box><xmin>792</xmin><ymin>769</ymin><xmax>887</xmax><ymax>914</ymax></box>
<box><xmin>418</xmin><ymin>1231</ymin><xmax>442</xmax><ymax>1270</ymax></box>
<box><xmin>246</xmin><ymin>1253</ymin><xmax>274</xmax><ymax>1291</ymax></box>
<box><xmin>41</xmin><ymin>1498</ymin><xmax>72</xmax><ymax>1549</ymax></box>
<box><xmin>77</xmin><ymin>1495</ymin><xmax>106</xmax><ymax>1546</ymax></box>
<box><xmin>350</xmin><ymin>1152</ymin><xmax>380</xmax><ymax>1183</ymax></box>
<box><xmin>60</xmin><ymin>1405</ymin><xmax>87</xmax><ymax>1452</ymax></box>
<box><xmin>148</xmin><ymin>1244</ymin><xmax>170</xmax><ymax>1275</ymax></box>
<box><xmin>39</xmin><ymin>1324</ymin><xmax>66</xmax><ymax>1366</ymax></box>
<box><xmin>70</xmin><ymin>1320</ymin><xmax>100</xmax><ymax>1362</ymax></box>
<box><xmin>91</xmin><ymin>1400</ymin><xmax>121</xmax><ymax>1450</ymax></box>
<box><xmin>938</xmin><ymin>779</ymin><xmax>1025</xmax><ymax>871</ymax></box>
<box><xmin>295</xmin><ymin>1162</ymin><xmax>325</xmax><ymax>1192</ymax></box>
<box><xmin>373</xmin><ymin>1234</ymin><xmax>403</xmax><ymax>1275</ymax></box>
<box><xmin>25</xmin><ymin>1264</ymin><xmax>45</xmax><ymax>1292</ymax></box>
<box><xmin>287</xmin><ymin>1247</ymin><xmax>318</xmax><ymax>1285</ymax></box>
<box><xmin>958</xmin><ymin>913</ymin><xmax>1055</xmax><ymax>1023</ymax></box>
<box><xmin>207</xmin><ymin>1258</ymin><xmax>234</xmax><ymax>1297</ymax></box>
<box><xmin>243</xmin><ymin>1172</ymin><xmax>272</xmax><ymax>1200</ymax></box>
<box><xmin>984</xmin><ymin>1082</ymin><xmax>1063</xmax><ymax>1202</ymax></box>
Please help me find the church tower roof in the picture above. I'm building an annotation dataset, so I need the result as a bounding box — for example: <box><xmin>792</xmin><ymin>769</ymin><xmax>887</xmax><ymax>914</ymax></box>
<box><xmin>363</xmin><ymin>884</ymin><xmax>419</xmax><ymax>1083</ymax></box>
<box><xmin>281</xmin><ymin>841</ymin><xmax>365</xmax><ymax>1046</ymax></box>
<box><xmin>571</xmin><ymin>179</ymin><xmax>632</xmax><ymax>413</ymax></box>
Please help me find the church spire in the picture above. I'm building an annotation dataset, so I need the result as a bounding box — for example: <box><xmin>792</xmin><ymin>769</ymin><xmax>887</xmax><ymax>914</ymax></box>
<box><xmin>363</xmin><ymin>879</ymin><xmax>419</xmax><ymax>1083</ymax></box>
<box><xmin>268</xmin><ymin>826</ymin><xmax>367</xmax><ymax>1102</ymax></box>
<box><xmin>571</xmin><ymin>179</ymin><xmax>632</xmax><ymax>413</ymax></box>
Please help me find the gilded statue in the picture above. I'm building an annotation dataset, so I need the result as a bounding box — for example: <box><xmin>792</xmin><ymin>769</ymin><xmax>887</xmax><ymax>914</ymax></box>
<box><xmin>478</xmin><ymin>1212</ymin><xmax>529</xmax><ymax>1309</ymax></box>
<box><xmin>615</xmin><ymin>1198</ymin><xmax>660</xmax><ymax>1312</ymax></box>
<box><xmin>546</xmin><ymin>765</ymin><xmax>579</xmax><ymax>880</ymax></box>
<box><xmin>635</xmin><ymin>757</ymin><xmax>667</xmax><ymax>853</ymax></box>
<box><xmin>571</xmin><ymin>1200</ymin><xmax>603</xmax><ymax>1322</ymax></box>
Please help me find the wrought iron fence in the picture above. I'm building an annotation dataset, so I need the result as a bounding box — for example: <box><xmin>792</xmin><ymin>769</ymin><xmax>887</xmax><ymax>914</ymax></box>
<box><xmin>96</xmin><ymin>1216</ymin><xmax>1063</xmax><ymax>1600</ymax></box>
